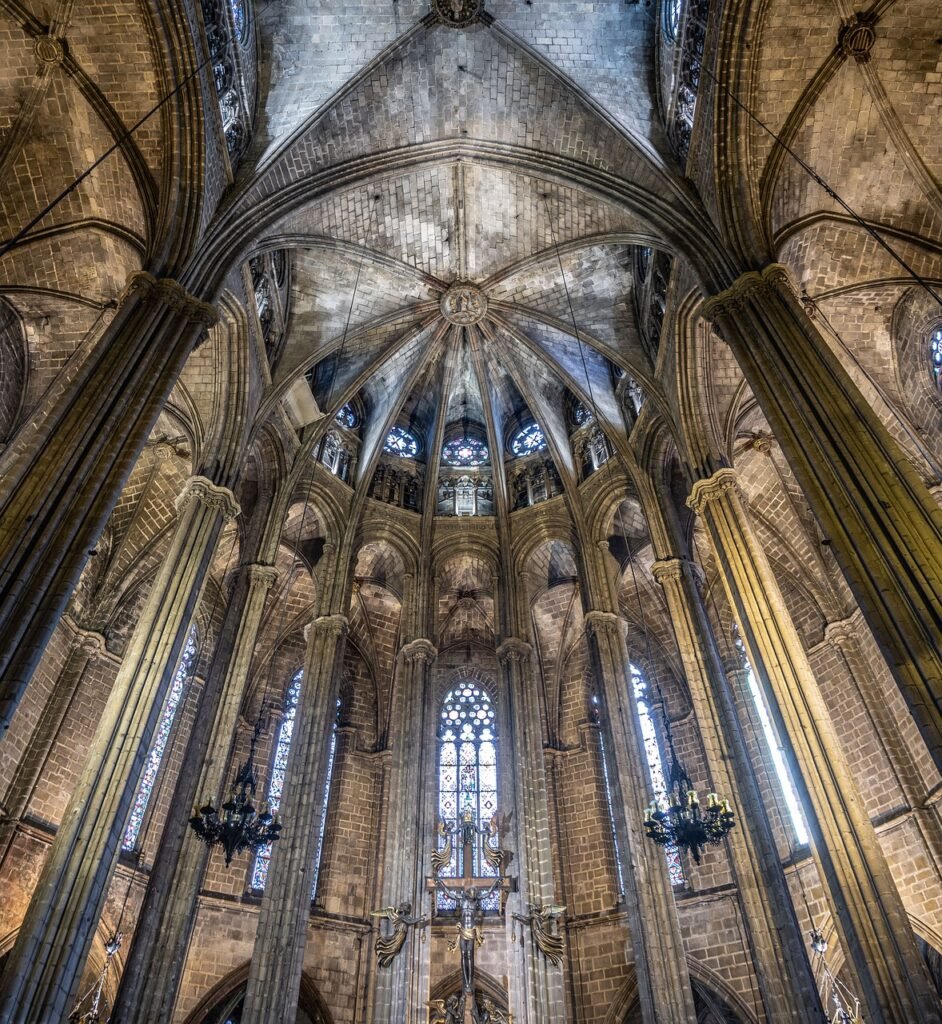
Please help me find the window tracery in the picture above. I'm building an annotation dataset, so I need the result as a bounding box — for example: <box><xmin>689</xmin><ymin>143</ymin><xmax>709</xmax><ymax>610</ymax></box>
<box><xmin>509</xmin><ymin>458</ymin><xmax>563</xmax><ymax>509</ymax></box>
<box><xmin>248</xmin><ymin>250</ymin><xmax>290</xmax><ymax>367</ymax></box>
<box><xmin>591</xmin><ymin>694</ymin><xmax>626</xmax><ymax>900</ymax></box>
<box><xmin>931</xmin><ymin>327</ymin><xmax>942</xmax><ymax>386</ymax></box>
<box><xmin>442</xmin><ymin>436</ymin><xmax>488</xmax><ymax>467</ymax></box>
<box><xmin>436</xmin><ymin>472</ymin><xmax>493</xmax><ymax>516</ymax></box>
<box><xmin>320</xmin><ymin>430</ymin><xmax>356</xmax><ymax>483</ymax></box>
<box><xmin>335</xmin><ymin>403</ymin><xmax>358</xmax><ymax>429</ymax></box>
<box><xmin>200</xmin><ymin>0</ymin><xmax>252</xmax><ymax>162</ymax></box>
<box><xmin>252</xmin><ymin>671</ymin><xmax>302</xmax><ymax>890</ymax></box>
<box><xmin>123</xmin><ymin>627</ymin><xmax>198</xmax><ymax>851</ymax></box>
<box><xmin>370</xmin><ymin>462</ymin><xmax>422</xmax><ymax>510</ymax></box>
<box><xmin>384</xmin><ymin>426</ymin><xmax>419</xmax><ymax>459</ymax></box>
<box><xmin>576</xmin><ymin>425</ymin><xmax>612</xmax><ymax>480</ymax></box>
<box><xmin>511</xmin><ymin>422</ymin><xmax>546</xmax><ymax>457</ymax></box>
<box><xmin>311</xmin><ymin>699</ymin><xmax>341</xmax><ymax>900</ymax></box>
<box><xmin>667</xmin><ymin>0</ymin><xmax>709</xmax><ymax>159</ymax></box>
<box><xmin>438</xmin><ymin>684</ymin><xmax>498</xmax><ymax>895</ymax></box>
<box><xmin>630</xmin><ymin>664</ymin><xmax>684</xmax><ymax>886</ymax></box>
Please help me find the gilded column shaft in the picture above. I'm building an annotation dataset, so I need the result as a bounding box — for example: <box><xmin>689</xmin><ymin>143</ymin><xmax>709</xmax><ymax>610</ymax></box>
<box><xmin>585</xmin><ymin>611</ymin><xmax>697</xmax><ymax>1024</ymax></box>
<box><xmin>703</xmin><ymin>265</ymin><xmax>942</xmax><ymax>773</ymax></box>
<box><xmin>0</xmin><ymin>273</ymin><xmax>217</xmax><ymax>730</ymax></box>
<box><xmin>650</xmin><ymin>557</ymin><xmax>823</xmax><ymax>1023</ymax></box>
<box><xmin>0</xmin><ymin>475</ymin><xmax>237</xmax><ymax>1024</ymax></box>
<box><xmin>112</xmin><ymin>561</ymin><xmax>279</xmax><ymax>1024</ymax></box>
<box><xmin>688</xmin><ymin>467</ymin><xmax>939</xmax><ymax>1024</ymax></box>
<box><xmin>242</xmin><ymin>612</ymin><xmax>348</xmax><ymax>1024</ymax></box>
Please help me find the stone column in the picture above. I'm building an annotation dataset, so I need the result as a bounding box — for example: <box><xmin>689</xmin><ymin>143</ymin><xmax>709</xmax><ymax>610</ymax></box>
<box><xmin>585</xmin><ymin>611</ymin><xmax>697</xmax><ymax>1024</ymax></box>
<box><xmin>0</xmin><ymin>273</ymin><xmax>217</xmax><ymax>729</ymax></box>
<box><xmin>650</xmin><ymin>557</ymin><xmax>823</xmax><ymax>1023</ymax></box>
<box><xmin>498</xmin><ymin>637</ymin><xmax>568</xmax><ymax>1024</ymax></box>
<box><xmin>373</xmin><ymin>637</ymin><xmax>436</xmax><ymax>1024</ymax></box>
<box><xmin>0</xmin><ymin>475</ymin><xmax>238</xmax><ymax>1024</ymax></box>
<box><xmin>703</xmin><ymin>265</ymin><xmax>942</xmax><ymax>773</ymax></box>
<box><xmin>688</xmin><ymin>467</ymin><xmax>939</xmax><ymax>1024</ymax></box>
<box><xmin>0</xmin><ymin>627</ymin><xmax>105</xmax><ymax>856</ymax></box>
<box><xmin>110</xmin><ymin>562</ymin><xmax>279</xmax><ymax>1024</ymax></box>
<box><xmin>242</xmin><ymin>613</ymin><xmax>348</xmax><ymax>1024</ymax></box>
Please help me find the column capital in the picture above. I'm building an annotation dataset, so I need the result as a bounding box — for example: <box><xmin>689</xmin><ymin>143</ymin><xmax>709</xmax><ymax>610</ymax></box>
<box><xmin>122</xmin><ymin>271</ymin><xmax>218</xmax><ymax>327</ymax></box>
<box><xmin>722</xmin><ymin>655</ymin><xmax>749</xmax><ymax>677</ymax></box>
<box><xmin>700</xmin><ymin>264</ymin><xmax>793</xmax><ymax>323</ymax></box>
<box><xmin>400</xmin><ymin>638</ymin><xmax>437</xmax><ymax>664</ymax></box>
<box><xmin>650</xmin><ymin>557</ymin><xmax>703</xmax><ymax>590</ymax></box>
<box><xmin>70</xmin><ymin>628</ymin><xmax>106</xmax><ymax>660</ymax></box>
<box><xmin>245</xmin><ymin>563</ymin><xmax>279</xmax><ymax>589</ymax></box>
<box><xmin>175</xmin><ymin>476</ymin><xmax>240</xmax><ymax>521</ymax></box>
<box><xmin>310</xmin><ymin>613</ymin><xmax>348</xmax><ymax>639</ymax></box>
<box><xmin>496</xmin><ymin>637</ymin><xmax>532</xmax><ymax>664</ymax></box>
<box><xmin>824</xmin><ymin>616</ymin><xmax>857</xmax><ymax>649</ymax></box>
<box><xmin>686</xmin><ymin>467</ymin><xmax>740</xmax><ymax>515</ymax></box>
<box><xmin>584</xmin><ymin>610</ymin><xmax>628</xmax><ymax>641</ymax></box>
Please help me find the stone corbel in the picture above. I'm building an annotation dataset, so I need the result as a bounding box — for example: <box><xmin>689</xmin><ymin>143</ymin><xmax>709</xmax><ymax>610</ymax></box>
<box><xmin>71</xmin><ymin>628</ymin><xmax>106</xmax><ymax>662</ymax></box>
<box><xmin>311</xmin><ymin>613</ymin><xmax>348</xmax><ymax>639</ymax></box>
<box><xmin>400</xmin><ymin>638</ymin><xmax>437</xmax><ymax>665</ymax></box>
<box><xmin>496</xmin><ymin>638</ymin><xmax>532</xmax><ymax>665</ymax></box>
<box><xmin>245</xmin><ymin>563</ymin><xmax>279</xmax><ymax>590</ymax></box>
<box><xmin>583</xmin><ymin>610</ymin><xmax>628</xmax><ymax>642</ymax></box>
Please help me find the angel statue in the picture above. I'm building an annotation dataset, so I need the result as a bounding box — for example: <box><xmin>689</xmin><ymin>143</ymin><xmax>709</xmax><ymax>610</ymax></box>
<box><xmin>428</xmin><ymin>992</ymin><xmax>464</xmax><ymax>1024</ymax></box>
<box><xmin>475</xmin><ymin>996</ymin><xmax>513</xmax><ymax>1023</ymax></box>
<box><xmin>513</xmin><ymin>902</ymin><xmax>567</xmax><ymax>967</ymax></box>
<box><xmin>481</xmin><ymin>812</ymin><xmax>511</xmax><ymax>875</ymax></box>
<box><xmin>431</xmin><ymin>818</ymin><xmax>453</xmax><ymax>875</ymax></box>
<box><xmin>370</xmin><ymin>901</ymin><xmax>427</xmax><ymax>968</ymax></box>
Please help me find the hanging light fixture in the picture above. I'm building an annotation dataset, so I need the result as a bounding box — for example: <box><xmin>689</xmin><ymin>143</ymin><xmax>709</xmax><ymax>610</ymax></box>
<box><xmin>643</xmin><ymin>713</ymin><xmax>735</xmax><ymax>863</ymax></box>
<box><xmin>807</xmin><ymin>929</ymin><xmax>862</xmax><ymax>1023</ymax></box>
<box><xmin>68</xmin><ymin>932</ymin><xmax>122</xmax><ymax>1023</ymax></box>
<box><xmin>188</xmin><ymin>722</ymin><xmax>282</xmax><ymax>865</ymax></box>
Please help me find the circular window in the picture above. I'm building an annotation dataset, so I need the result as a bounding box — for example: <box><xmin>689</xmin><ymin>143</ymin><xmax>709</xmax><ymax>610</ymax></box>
<box><xmin>384</xmin><ymin>426</ymin><xmax>419</xmax><ymax>458</ymax></box>
<box><xmin>571</xmin><ymin>400</ymin><xmax>592</xmax><ymax>427</ymax></box>
<box><xmin>511</xmin><ymin>422</ymin><xmax>547</xmax><ymax>457</ymax></box>
<box><xmin>335</xmin><ymin>403</ymin><xmax>358</xmax><ymax>429</ymax></box>
<box><xmin>931</xmin><ymin>327</ymin><xmax>942</xmax><ymax>386</ymax></box>
<box><xmin>442</xmin><ymin>436</ymin><xmax>488</xmax><ymax>466</ymax></box>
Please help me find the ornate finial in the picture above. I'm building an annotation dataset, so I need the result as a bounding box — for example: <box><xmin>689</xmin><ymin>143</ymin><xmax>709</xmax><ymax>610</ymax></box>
<box><xmin>432</xmin><ymin>0</ymin><xmax>484</xmax><ymax>27</ymax></box>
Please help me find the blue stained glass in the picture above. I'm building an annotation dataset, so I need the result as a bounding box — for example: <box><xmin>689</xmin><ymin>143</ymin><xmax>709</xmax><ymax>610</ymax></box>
<box><xmin>336</xmin><ymin>403</ymin><xmax>358</xmax><ymax>429</ymax></box>
<box><xmin>931</xmin><ymin>328</ymin><xmax>942</xmax><ymax>385</ymax></box>
<box><xmin>511</xmin><ymin>422</ymin><xmax>547</xmax><ymax>457</ymax></box>
<box><xmin>123</xmin><ymin>628</ymin><xmax>198</xmax><ymax>851</ymax></box>
<box><xmin>384</xmin><ymin>425</ymin><xmax>419</xmax><ymax>459</ymax></box>
<box><xmin>437</xmin><ymin>685</ymin><xmax>498</xmax><ymax>909</ymax></box>
<box><xmin>252</xmin><ymin>671</ymin><xmax>302</xmax><ymax>890</ymax></box>
<box><xmin>442</xmin><ymin>436</ymin><xmax>488</xmax><ymax>467</ymax></box>
<box><xmin>631</xmin><ymin>665</ymin><xmax>684</xmax><ymax>886</ymax></box>
<box><xmin>229</xmin><ymin>0</ymin><xmax>246</xmax><ymax>41</ymax></box>
<box><xmin>592</xmin><ymin>694</ymin><xmax>625</xmax><ymax>899</ymax></box>
<box><xmin>311</xmin><ymin>703</ymin><xmax>340</xmax><ymax>900</ymax></box>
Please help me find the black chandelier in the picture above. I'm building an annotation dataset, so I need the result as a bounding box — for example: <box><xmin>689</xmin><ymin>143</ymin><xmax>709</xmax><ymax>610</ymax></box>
<box><xmin>189</xmin><ymin>724</ymin><xmax>282</xmax><ymax>865</ymax></box>
<box><xmin>643</xmin><ymin>716</ymin><xmax>735</xmax><ymax>864</ymax></box>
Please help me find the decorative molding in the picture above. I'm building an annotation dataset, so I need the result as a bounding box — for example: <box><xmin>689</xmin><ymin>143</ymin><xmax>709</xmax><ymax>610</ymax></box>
<box><xmin>496</xmin><ymin>638</ymin><xmax>532</xmax><ymax>664</ymax></box>
<box><xmin>686</xmin><ymin>467</ymin><xmax>740</xmax><ymax>515</ymax></box>
<box><xmin>400</xmin><ymin>638</ymin><xmax>437</xmax><ymax>665</ymax></box>
<box><xmin>121</xmin><ymin>271</ymin><xmax>218</xmax><ymax>327</ymax></box>
<box><xmin>584</xmin><ymin>610</ymin><xmax>627</xmax><ymax>641</ymax></box>
<box><xmin>175</xmin><ymin>476</ymin><xmax>241</xmax><ymax>521</ymax></box>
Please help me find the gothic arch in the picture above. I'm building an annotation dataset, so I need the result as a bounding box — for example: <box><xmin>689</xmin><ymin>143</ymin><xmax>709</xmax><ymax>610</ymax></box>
<box><xmin>182</xmin><ymin>963</ymin><xmax>333</xmax><ymax>1024</ymax></box>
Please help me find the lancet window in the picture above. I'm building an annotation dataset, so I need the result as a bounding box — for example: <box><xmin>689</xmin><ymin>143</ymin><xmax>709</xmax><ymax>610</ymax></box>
<box><xmin>252</xmin><ymin>671</ymin><xmax>302</xmax><ymax>890</ymax></box>
<box><xmin>630</xmin><ymin>664</ymin><xmax>684</xmax><ymax>886</ymax></box>
<box><xmin>122</xmin><ymin>627</ymin><xmax>198</xmax><ymax>851</ymax></box>
<box><xmin>931</xmin><ymin>327</ymin><xmax>942</xmax><ymax>386</ymax></box>
<box><xmin>591</xmin><ymin>694</ymin><xmax>626</xmax><ymax>901</ymax></box>
<box><xmin>311</xmin><ymin>699</ymin><xmax>341</xmax><ymax>900</ymax></box>
<box><xmin>734</xmin><ymin>637</ymin><xmax>809</xmax><ymax>845</ymax></box>
<box><xmin>664</xmin><ymin>0</ymin><xmax>709</xmax><ymax>158</ymax></box>
<box><xmin>437</xmin><ymin>684</ymin><xmax>498</xmax><ymax>906</ymax></box>
<box><xmin>200</xmin><ymin>0</ymin><xmax>252</xmax><ymax>162</ymax></box>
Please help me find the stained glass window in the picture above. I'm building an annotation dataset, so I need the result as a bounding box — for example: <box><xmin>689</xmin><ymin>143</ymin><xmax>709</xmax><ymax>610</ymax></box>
<box><xmin>931</xmin><ymin>328</ymin><xmax>942</xmax><ymax>386</ymax></box>
<box><xmin>630</xmin><ymin>664</ymin><xmax>684</xmax><ymax>886</ymax></box>
<box><xmin>664</xmin><ymin>0</ymin><xmax>682</xmax><ymax>39</ymax></box>
<box><xmin>229</xmin><ymin>0</ymin><xmax>246</xmax><ymax>41</ymax></box>
<box><xmin>437</xmin><ymin>685</ymin><xmax>498</xmax><ymax>908</ymax></box>
<box><xmin>384</xmin><ymin>426</ymin><xmax>419</xmax><ymax>459</ymax></box>
<box><xmin>571</xmin><ymin>400</ymin><xmax>592</xmax><ymax>427</ymax></box>
<box><xmin>442</xmin><ymin>437</ymin><xmax>488</xmax><ymax>467</ymax></box>
<box><xmin>511</xmin><ymin>423</ymin><xmax>547</xmax><ymax>457</ymax></box>
<box><xmin>311</xmin><ymin>699</ymin><xmax>341</xmax><ymax>900</ymax></box>
<box><xmin>335</xmin><ymin>403</ymin><xmax>358</xmax><ymax>429</ymax></box>
<box><xmin>735</xmin><ymin>638</ymin><xmax>809</xmax><ymax>845</ymax></box>
<box><xmin>122</xmin><ymin>627</ymin><xmax>198</xmax><ymax>851</ymax></box>
<box><xmin>252</xmin><ymin>671</ymin><xmax>302</xmax><ymax>890</ymax></box>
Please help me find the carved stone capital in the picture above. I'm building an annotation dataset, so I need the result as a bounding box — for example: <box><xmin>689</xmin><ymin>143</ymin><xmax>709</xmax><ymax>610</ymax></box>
<box><xmin>175</xmin><ymin>476</ymin><xmax>240</xmax><ymax>521</ymax></box>
<box><xmin>700</xmin><ymin>264</ymin><xmax>793</xmax><ymax>323</ymax></box>
<box><xmin>311</xmin><ymin>614</ymin><xmax>348</xmax><ymax>639</ymax></box>
<box><xmin>824</xmin><ymin>617</ymin><xmax>857</xmax><ymax>649</ymax></box>
<box><xmin>686</xmin><ymin>467</ymin><xmax>740</xmax><ymax>515</ymax></box>
<box><xmin>584</xmin><ymin>611</ymin><xmax>628</xmax><ymax>641</ymax></box>
<box><xmin>246</xmin><ymin>563</ymin><xmax>279</xmax><ymax>589</ymax></box>
<box><xmin>652</xmin><ymin>557</ymin><xmax>705</xmax><ymax>591</ymax></box>
<box><xmin>122</xmin><ymin>271</ymin><xmax>218</xmax><ymax>327</ymax></box>
<box><xmin>497</xmin><ymin>638</ymin><xmax>532</xmax><ymax>665</ymax></box>
<box><xmin>71</xmin><ymin>628</ymin><xmax>106</xmax><ymax>661</ymax></box>
<box><xmin>400</xmin><ymin>638</ymin><xmax>437</xmax><ymax>665</ymax></box>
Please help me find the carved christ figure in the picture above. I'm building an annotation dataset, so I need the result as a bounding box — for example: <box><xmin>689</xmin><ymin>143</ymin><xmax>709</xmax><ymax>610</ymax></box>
<box><xmin>434</xmin><ymin>876</ymin><xmax>502</xmax><ymax>994</ymax></box>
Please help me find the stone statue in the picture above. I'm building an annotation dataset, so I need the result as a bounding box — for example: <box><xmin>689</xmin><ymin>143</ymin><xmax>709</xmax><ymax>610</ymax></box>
<box><xmin>513</xmin><ymin>902</ymin><xmax>567</xmax><ymax>967</ymax></box>
<box><xmin>369</xmin><ymin>901</ymin><xmax>426</xmax><ymax>968</ymax></box>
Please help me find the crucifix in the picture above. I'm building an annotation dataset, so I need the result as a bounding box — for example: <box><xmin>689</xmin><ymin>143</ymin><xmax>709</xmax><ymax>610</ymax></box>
<box><xmin>427</xmin><ymin>807</ymin><xmax>513</xmax><ymax>1024</ymax></box>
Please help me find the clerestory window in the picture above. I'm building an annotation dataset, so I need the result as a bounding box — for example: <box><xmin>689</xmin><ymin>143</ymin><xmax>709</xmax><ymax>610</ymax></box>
<box><xmin>931</xmin><ymin>327</ymin><xmax>942</xmax><ymax>386</ymax></box>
